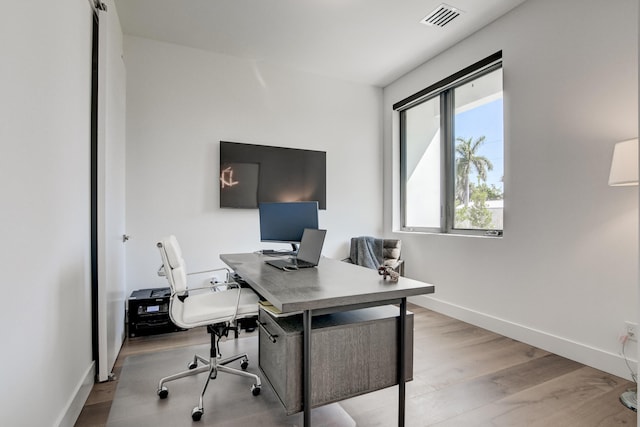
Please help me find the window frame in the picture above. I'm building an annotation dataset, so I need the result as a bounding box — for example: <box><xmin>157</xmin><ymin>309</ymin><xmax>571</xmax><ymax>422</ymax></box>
<box><xmin>395</xmin><ymin>52</ymin><xmax>503</xmax><ymax>236</ymax></box>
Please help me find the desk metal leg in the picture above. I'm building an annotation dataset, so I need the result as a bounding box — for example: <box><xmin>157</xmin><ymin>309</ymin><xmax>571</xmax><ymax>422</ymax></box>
<box><xmin>303</xmin><ymin>309</ymin><xmax>312</xmax><ymax>426</ymax></box>
<box><xmin>399</xmin><ymin>298</ymin><xmax>406</xmax><ymax>427</ymax></box>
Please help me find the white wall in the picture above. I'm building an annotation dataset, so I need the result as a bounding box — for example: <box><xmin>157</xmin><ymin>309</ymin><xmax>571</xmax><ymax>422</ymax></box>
<box><xmin>384</xmin><ymin>0</ymin><xmax>639</xmax><ymax>379</ymax></box>
<box><xmin>123</xmin><ymin>36</ymin><xmax>383</xmax><ymax>293</ymax></box>
<box><xmin>0</xmin><ymin>1</ymin><xmax>95</xmax><ymax>425</ymax></box>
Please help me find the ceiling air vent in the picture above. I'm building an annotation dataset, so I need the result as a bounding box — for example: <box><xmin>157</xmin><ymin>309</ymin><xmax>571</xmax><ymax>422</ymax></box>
<box><xmin>420</xmin><ymin>4</ymin><xmax>463</xmax><ymax>28</ymax></box>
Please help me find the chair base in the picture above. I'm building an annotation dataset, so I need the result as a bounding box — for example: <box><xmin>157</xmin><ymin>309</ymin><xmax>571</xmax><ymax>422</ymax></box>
<box><xmin>156</xmin><ymin>322</ymin><xmax>261</xmax><ymax>421</ymax></box>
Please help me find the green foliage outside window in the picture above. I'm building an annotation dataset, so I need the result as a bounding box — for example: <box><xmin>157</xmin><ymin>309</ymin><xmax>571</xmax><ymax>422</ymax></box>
<box><xmin>454</xmin><ymin>136</ymin><xmax>502</xmax><ymax>229</ymax></box>
<box><xmin>456</xmin><ymin>189</ymin><xmax>493</xmax><ymax>229</ymax></box>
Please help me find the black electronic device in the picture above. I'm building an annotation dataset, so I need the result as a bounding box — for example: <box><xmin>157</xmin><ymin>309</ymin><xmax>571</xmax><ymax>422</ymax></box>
<box><xmin>219</xmin><ymin>141</ymin><xmax>326</xmax><ymax>209</ymax></box>
<box><xmin>127</xmin><ymin>287</ymin><xmax>183</xmax><ymax>337</ymax></box>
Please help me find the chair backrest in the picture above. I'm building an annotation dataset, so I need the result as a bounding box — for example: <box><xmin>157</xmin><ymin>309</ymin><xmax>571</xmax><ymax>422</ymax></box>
<box><xmin>382</xmin><ymin>239</ymin><xmax>402</xmax><ymax>265</ymax></box>
<box><xmin>158</xmin><ymin>235</ymin><xmax>188</xmax><ymax>294</ymax></box>
<box><xmin>348</xmin><ymin>236</ymin><xmax>402</xmax><ymax>268</ymax></box>
<box><xmin>157</xmin><ymin>235</ymin><xmax>188</xmax><ymax>326</ymax></box>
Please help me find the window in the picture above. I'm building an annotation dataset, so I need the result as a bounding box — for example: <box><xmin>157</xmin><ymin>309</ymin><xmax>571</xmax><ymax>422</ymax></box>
<box><xmin>396</xmin><ymin>52</ymin><xmax>504</xmax><ymax>236</ymax></box>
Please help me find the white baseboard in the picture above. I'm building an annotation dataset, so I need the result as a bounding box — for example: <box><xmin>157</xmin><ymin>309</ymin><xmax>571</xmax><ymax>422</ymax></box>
<box><xmin>56</xmin><ymin>361</ymin><xmax>95</xmax><ymax>427</ymax></box>
<box><xmin>409</xmin><ymin>295</ymin><xmax>636</xmax><ymax>381</ymax></box>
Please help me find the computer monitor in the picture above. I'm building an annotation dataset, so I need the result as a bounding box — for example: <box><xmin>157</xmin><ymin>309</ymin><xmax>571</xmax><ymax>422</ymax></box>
<box><xmin>259</xmin><ymin>201</ymin><xmax>319</xmax><ymax>252</ymax></box>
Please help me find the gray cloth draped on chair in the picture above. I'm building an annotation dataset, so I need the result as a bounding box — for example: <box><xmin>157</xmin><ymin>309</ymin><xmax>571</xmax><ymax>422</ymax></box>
<box><xmin>345</xmin><ymin>236</ymin><xmax>404</xmax><ymax>275</ymax></box>
<box><xmin>349</xmin><ymin>236</ymin><xmax>384</xmax><ymax>269</ymax></box>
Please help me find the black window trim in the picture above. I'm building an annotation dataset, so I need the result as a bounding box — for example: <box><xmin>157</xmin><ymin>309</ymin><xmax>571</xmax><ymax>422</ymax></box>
<box><xmin>393</xmin><ymin>51</ymin><xmax>503</xmax><ymax>112</ymax></box>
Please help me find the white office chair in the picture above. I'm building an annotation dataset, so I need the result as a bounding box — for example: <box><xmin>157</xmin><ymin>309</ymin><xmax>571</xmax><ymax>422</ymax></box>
<box><xmin>156</xmin><ymin>235</ymin><xmax>262</xmax><ymax>422</ymax></box>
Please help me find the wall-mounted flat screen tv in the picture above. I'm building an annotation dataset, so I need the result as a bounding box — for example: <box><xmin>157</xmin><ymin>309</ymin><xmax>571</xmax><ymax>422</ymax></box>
<box><xmin>219</xmin><ymin>141</ymin><xmax>326</xmax><ymax>209</ymax></box>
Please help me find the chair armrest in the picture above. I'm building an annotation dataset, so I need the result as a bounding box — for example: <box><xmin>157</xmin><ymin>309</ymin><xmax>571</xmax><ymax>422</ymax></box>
<box><xmin>187</xmin><ymin>266</ymin><xmax>233</xmax><ymax>277</ymax></box>
<box><xmin>159</xmin><ymin>264</ymin><xmax>242</xmax><ymax>310</ymax></box>
<box><xmin>172</xmin><ymin>280</ymin><xmax>240</xmax><ymax>303</ymax></box>
<box><xmin>209</xmin><ymin>281</ymin><xmax>241</xmax><ymax>292</ymax></box>
<box><xmin>396</xmin><ymin>259</ymin><xmax>405</xmax><ymax>276</ymax></box>
<box><xmin>185</xmin><ymin>280</ymin><xmax>239</xmax><ymax>293</ymax></box>
<box><xmin>158</xmin><ymin>265</ymin><xmax>234</xmax><ymax>280</ymax></box>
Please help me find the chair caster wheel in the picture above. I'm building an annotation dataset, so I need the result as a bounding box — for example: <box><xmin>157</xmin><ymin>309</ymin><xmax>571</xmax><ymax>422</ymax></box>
<box><xmin>192</xmin><ymin>407</ymin><xmax>203</xmax><ymax>421</ymax></box>
<box><xmin>157</xmin><ymin>386</ymin><xmax>168</xmax><ymax>399</ymax></box>
<box><xmin>251</xmin><ymin>384</ymin><xmax>261</xmax><ymax>396</ymax></box>
<box><xmin>240</xmin><ymin>360</ymin><xmax>249</xmax><ymax>370</ymax></box>
<box><xmin>188</xmin><ymin>361</ymin><xmax>198</xmax><ymax>370</ymax></box>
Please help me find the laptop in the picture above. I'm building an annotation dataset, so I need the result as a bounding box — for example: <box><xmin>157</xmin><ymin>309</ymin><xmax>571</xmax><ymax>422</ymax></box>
<box><xmin>265</xmin><ymin>228</ymin><xmax>327</xmax><ymax>270</ymax></box>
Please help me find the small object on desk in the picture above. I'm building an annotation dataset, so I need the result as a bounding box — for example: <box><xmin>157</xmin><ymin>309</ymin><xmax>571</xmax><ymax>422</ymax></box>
<box><xmin>260</xmin><ymin>249</ymin><xmax>280</xmax><ymax>255</ymax></box>
<box><xmin>259</xmin><ymin>300</ymin><xmax>282</xmax><ymax>316</ymax></box>
<box><xmin>259</xmin><ymin>300</ymin><xmax>301</xmax><ymax>318</ymax></box>
<box><xmin>259</xmin><ymin>249</ymin><xmax>295</xmax><ymax>256</ymax></box>
<box><xmin>378</xmin><ymin>265</ymin><xmax>400</xmax><ymax>282</ymax></box>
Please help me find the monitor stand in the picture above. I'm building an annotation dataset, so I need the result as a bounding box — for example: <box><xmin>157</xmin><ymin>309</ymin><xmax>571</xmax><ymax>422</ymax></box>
<box><xmin>261</xmin><ymin>243</ymin><xmax>298</xmax><ymax>256</ymax></box>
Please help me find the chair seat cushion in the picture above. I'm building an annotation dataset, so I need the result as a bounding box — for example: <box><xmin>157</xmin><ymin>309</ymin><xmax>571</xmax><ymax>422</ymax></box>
<box><xmin>178</xmin><ymin>288</ymin><xmax>259</xmax><ymax>327</ymax></box>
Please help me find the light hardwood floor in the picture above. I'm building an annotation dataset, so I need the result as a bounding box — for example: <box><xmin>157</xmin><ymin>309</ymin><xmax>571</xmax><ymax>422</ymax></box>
<box><xmin>74</xmin><ymin>304</ymin><xmax>637</xmax><ymax>426</ymax></box>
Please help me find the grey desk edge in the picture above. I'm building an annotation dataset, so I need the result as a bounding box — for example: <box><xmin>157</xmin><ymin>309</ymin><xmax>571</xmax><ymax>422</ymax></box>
<box><xmin>220</xmin><ymin>253</ymin><xmax>435</xmax><ymax>313</ymax></box>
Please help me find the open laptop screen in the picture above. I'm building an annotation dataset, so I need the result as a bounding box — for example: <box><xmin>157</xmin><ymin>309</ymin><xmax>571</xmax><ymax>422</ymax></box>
<box><xmin>296</xmin><ymin>229</ymin><xmax>326</xmax><ymax>265</ymax></box>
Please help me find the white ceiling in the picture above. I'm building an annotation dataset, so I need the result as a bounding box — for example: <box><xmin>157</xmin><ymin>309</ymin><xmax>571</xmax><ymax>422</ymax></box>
<box><xmin>113</xmin><ymin>0</ymin><xmax>527</xmax><ymax>87</ymax></box>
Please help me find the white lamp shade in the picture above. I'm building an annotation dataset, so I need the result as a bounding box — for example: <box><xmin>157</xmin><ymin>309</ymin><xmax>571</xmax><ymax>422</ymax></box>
<box><xmin>608</xmin><ymin>139</ymin><xmax>639</xmax><ymax>186</ymax></box>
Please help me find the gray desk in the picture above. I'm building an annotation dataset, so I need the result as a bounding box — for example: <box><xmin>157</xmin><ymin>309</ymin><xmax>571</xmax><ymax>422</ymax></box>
<box><xmin>220</xmin><ymin>253</ymin><xmax>435</xmax><ymax>426</ymax></box>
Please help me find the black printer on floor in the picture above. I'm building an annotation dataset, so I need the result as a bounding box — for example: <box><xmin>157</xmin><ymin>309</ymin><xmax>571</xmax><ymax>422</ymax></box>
<box><xmin>127</xmin><ymin>287</ymin><xmax>182</xmax><ymax>337</ymax></box>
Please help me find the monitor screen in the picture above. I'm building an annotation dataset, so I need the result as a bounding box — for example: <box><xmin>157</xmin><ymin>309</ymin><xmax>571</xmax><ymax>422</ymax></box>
<box><xmin>259</xmin><ymin>201</ymin><xmax>319</xmax><ymax>244</ymax></box>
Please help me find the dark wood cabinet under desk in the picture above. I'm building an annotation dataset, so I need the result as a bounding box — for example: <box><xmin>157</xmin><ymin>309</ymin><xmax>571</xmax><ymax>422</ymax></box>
<box><xmin>258</xmin><ymin>305</ymin><xmax>414</xmax><ymax>415</ymax></box>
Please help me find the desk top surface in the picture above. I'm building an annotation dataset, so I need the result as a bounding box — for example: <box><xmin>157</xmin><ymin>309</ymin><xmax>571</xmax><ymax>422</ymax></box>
<box><xmin>220</xmin><ymin>253</ymin><xmax>435</xmax><ymax>313</ymax></box>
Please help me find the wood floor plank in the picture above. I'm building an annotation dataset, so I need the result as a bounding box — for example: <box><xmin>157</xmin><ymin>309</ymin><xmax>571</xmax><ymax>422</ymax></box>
<box><xmin>413</xmin><ymin>336</ymin><xmax>552</xmax><ymax>391</ymax></box>
<box><xmin>342</xmin><ymin>353</ymin><xmax>584</xmax><ymax>426</ymax></box>
<box><xmin>433</xmin><ymin>366</ymin><xmax>635</xmax><ymax>427</ymax></box>
<box><xmin>83</xmin><ymin>380</ymin><xmax>118</xmax><ymax>406</ymax></box>
<box><xmin>536</xmin><ymin>380</ymin><xmax>636</xmax><ymax>427</ymax></box>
